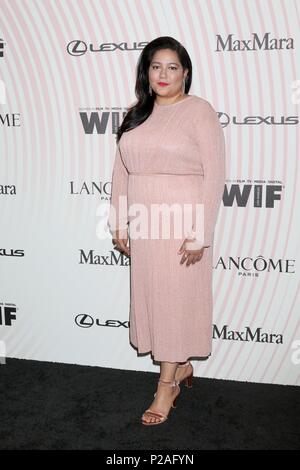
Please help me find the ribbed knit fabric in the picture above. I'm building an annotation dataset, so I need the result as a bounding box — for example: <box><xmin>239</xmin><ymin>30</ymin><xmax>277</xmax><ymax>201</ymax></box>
<box><xmin>108</xmin><ymin>95</ymin><xmax>226</xmax><ymax>362</ymax></box>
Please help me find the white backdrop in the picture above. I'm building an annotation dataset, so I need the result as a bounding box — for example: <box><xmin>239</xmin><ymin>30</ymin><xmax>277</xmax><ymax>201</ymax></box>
<box><xmin>0</xmin><ymin>0</ymin><xmax>299</xmax><ymax>385</ymax></box>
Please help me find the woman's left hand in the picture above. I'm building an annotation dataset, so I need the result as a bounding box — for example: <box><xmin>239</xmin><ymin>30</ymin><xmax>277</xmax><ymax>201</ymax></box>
<box><xmin>178</xmin><ymin>239</ymin><xmax>205</xmax><ymax>266</ymax></box>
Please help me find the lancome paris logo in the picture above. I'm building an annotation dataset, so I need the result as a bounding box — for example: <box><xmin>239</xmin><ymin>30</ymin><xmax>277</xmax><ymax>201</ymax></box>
<box><xmin>70</xmin><ymin>181</ymin><xmax>111</xmax><ymax>199</ymax></box>
<box><xmin>0</xmin><ymin>303</ymin><xmax>17</xmax><ymax>326</ymax></box>
<box><xmin>215</xmin><ymin>254</ymin><xmax>295</xmax><ymax>277</ymax></box>
<box><xmin>216</xmin><ymin>32</ymin><xmax>294</xmax><ymax>51</ymax></box>
<box><xmin>213</xmin><ymin>324</ymin><xmax>283</xmax><ymax>344</ymax></box>
<box><xmin>67</xmin><ymin>40</ymin><xmax>147</xmax><ymax>56</ymax></box>
<box><xmin>0</xmin><ymin>114</ymin><xmax>21</xmax><ymax>128</ymax></box>
<box><xmin>75</xmin><ymin>314</ymin><xmax>129</xmax><ymax>328</ymax></box>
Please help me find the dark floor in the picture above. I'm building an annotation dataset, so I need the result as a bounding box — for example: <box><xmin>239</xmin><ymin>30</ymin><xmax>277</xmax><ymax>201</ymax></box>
<box><xmin>0</xmin><ymin>358</ymin><xmax>299</xmax><ymax>450</ymax></box>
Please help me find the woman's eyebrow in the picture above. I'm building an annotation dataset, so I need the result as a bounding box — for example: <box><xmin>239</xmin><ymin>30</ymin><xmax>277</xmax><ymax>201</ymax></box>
<box><xmin>151</xmin><ymin>61</ymin><xmax>179</xmax><ymax>65</ymax></box>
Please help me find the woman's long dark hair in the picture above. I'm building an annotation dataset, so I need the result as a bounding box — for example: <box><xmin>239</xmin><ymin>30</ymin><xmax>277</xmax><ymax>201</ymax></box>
<box><xmin>116</xmin><ymin>36</ymin><xmax>193</xmax><ymax>144</ymax></box>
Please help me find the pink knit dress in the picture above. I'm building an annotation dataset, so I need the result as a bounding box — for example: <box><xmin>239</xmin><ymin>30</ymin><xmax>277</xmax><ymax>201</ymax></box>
<box><xmin>108</xmin><ymin>95</ymin><xmax>226</xmax><ymax>362</ymax></box>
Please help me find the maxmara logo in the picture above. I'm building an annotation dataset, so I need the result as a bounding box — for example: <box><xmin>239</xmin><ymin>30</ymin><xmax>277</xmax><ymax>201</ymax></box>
<box><xmin>75</xmin><ymin>314</ymin><xmax>129</xmax><ymax>328</ymax></box>
<box><xmin>0</xmin><ymin>184</ymin><xmax>16</xmax><ymax>194</ymax></box>
<box><xmin>213</xmin><ymin>325</ymin><xmax>283</xmax><ymax>344</ymax></box>
<box><xmin>215</xmin><ymin>255</ymin><xmax>295</xmax><ymax>276</ymax></box>
<box><xmin>79</xmin><ymin>249</ymin><xmax>130</xmax><ymax>266</ymax></box>
<box><xmin>216</xmin><ymin>32</ymin><xmax>294</xmax><ymax>51</ymax></box>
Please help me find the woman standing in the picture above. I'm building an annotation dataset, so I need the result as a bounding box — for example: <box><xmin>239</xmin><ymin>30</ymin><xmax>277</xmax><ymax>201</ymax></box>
<box><xmin>108</xmin><ymin>37</ymin><xmax>226</xmax><ymax>426</ymax></box>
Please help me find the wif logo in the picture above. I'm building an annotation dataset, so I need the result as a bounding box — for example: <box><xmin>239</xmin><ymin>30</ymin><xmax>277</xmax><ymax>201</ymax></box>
<box><xmin>224</xmin><ymin>182</ymin><xmax>283</xmax><ymax>208</ymax></box>
<box><xmin>0</xmin><ymin>304</ymin><xmax>17</xmax><ymax>326</ymax></box>
<box><xmin>0</xmin><ymin>38</ymin><xmax>5</xmax><ymax>58</ymax></box>
<box><xmin>79</xmin><ymin>110</ymin><xmax>127</xmax><ymax>135</ymax></box>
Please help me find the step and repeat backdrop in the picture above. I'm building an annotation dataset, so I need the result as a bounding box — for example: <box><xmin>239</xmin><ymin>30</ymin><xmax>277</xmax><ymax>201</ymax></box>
<box><xmin>0</xmin><ymin>0</ymin><xmax>299</xmax><ymax>385</ymax></box>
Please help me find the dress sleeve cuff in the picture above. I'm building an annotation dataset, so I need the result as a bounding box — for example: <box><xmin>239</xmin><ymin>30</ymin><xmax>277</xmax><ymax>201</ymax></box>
<box><xmin>110</xmin><ymin>228</ymin><xmax>128</xmax><ymax>239</ymax></box>
<box><xmin>185</xmin><ymin>240</ymin><xmax>204</xmax><ymax>250</ymax></box>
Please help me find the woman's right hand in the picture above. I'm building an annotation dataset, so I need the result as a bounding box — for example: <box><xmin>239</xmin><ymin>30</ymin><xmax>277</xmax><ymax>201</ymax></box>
<box><xmin>112</xmin><ymin>230</ymin><xmax>130</xmax><ymax>257</ymax></box>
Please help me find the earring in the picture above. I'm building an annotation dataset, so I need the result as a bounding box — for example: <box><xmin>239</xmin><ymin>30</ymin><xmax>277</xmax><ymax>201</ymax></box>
<box><xmin>149</xmin><ymin>84</ymin><xmax>152</xmax><ymax>96</ymax></box>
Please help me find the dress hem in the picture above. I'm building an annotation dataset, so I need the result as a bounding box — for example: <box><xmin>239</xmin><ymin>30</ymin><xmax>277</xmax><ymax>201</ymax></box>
<box><xmin>129</xmin><ymin>340</ymin><xmax>212</xmax><ymax>363</ymax></box>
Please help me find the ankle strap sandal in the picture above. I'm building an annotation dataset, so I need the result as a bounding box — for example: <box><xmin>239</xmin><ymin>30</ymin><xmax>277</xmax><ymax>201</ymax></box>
<box><xmin>176</xmin><ymin>361</ymin><xmax>193</xmax><ymax>388</ymax></box>
<box><xmin>141</xmin><ymin>379</ymin><xmax>181</xmax><ymax>426</ymax></box>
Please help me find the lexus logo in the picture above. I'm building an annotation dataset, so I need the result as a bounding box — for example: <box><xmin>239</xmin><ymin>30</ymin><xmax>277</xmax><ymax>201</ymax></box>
<box><xmin>218</xmin><ymin>112</ymin><xmax>229</xmax><ymax>127</ymax></box>
<box><xmin>75</xmin><ymin>314</ymin><xmax>129</xmax><ymax>328</ymax></box>
<box><xmin>75</xmin><ymin>314</ymin><xmax>94</xmax><ymax>328</ymax></box>
<box><xmin>218</xmin><ymin>112</ymin><xmax>298</xmax><ymax>128</ymax></box>
<box><xmin>67</xmin><ymin>40</ymin><xmax>87</xmax><ymax>56</ymax></box>
<box><xmin>66</xmin><ymin>40</ymin><xmax>147</xmax><ymax>56</ymax></box>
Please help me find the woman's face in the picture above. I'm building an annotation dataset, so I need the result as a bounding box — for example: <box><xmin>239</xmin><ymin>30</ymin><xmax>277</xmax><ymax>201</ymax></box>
<box><xmin>148</xmin><ymin>48</ymin><xmax>188</xmax><ymax>98</ymax></box>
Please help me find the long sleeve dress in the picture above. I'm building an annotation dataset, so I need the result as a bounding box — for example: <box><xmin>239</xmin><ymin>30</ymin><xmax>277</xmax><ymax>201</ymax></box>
<box><xmin>108</xmin><ymin>94</ymin><xmax>226</xmax><ymax>362</ymax></box>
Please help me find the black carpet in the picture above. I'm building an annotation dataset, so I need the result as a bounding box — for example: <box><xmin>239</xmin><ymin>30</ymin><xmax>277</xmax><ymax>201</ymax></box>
<box><xmin>1</xmin><ymin>358</ymin><xmax>299</xmax><ymax>450</ymax></box>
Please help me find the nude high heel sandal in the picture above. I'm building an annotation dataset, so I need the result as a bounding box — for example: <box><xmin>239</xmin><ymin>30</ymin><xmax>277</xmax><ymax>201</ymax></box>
<box><xmin>177</xmin><ymin>361</ymin><xmax>193</xmax><ymax>388</ymax></box>
<box><xmin>141</xmin><ymin>379</ymin><xmax>181</xmax><ymax>426</ymax></box>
